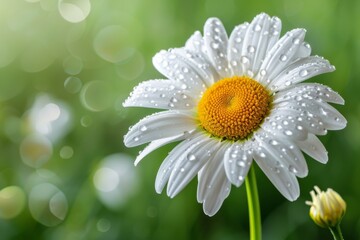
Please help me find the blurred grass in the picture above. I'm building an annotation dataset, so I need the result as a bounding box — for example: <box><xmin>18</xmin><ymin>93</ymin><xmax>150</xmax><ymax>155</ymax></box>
<box><xmin>0</xmin><ymin>0</ymin><xmax>359</xmax><ymax>239</ymax></box>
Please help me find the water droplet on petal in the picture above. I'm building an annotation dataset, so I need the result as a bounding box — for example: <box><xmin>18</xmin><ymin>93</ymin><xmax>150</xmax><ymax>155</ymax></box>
<box><xmin>253</xmin><ymin>24</ymin><xmax>262</xmax><ymax>32</ymax></box>
<box><xmin>299</xmin><ymin>69</ymin><xmax>308</xmax><ymax>77</ymax></box>
<box><xmin>247</xmin><ymin>45</ymin><xmax>255</xmax><ymax>53</ymax></box>
<box><xmin>269</xmin><ymin>139</ymin><xmax>278</xmax><ymax>146</ymax></box>
<box><xmin>284</xmin><ymin>130</ymin><xmax>293</xmax><ymax>136</ymax></box>
<box><xmin>187</xmin><ymin>153</ymin><xmax>196</xmax><ymax>161</ymax></box>
<box><xmin>259</xmin><ymin>152</ymin><xmax>266</xmax><ymax>158</ymax></box>
<box><xmin>292</xmin><ymin>38</ymin><xmax>300</xmax><ymax>45</ymax></box>
<box><xmin>237</xmin><ymin>161</ymin><xmax>245</xmax><ymax>167</ymax></box>
<box><xmin>241</xmin><ymin>56</ymin><xmax>249</xmax><ymax>64</ymax></box>
<box><xmin>211</xmin><ymin>42</ymin><xmax>219</xmax><ymax>49</ymax></box>
<box><xmin>140</xmin><ymin>125</ymin><xmax>147</xmax><ymax>132</ymax></box>
<box><xmin>280</xmin><ymin>54</ymin><xmax>287</xmax><ymax>62</ymax></box>
<box><xmin>170</xmin><ymin>97</ymin><xmax>178</xmax><ymax>103</ymax></box>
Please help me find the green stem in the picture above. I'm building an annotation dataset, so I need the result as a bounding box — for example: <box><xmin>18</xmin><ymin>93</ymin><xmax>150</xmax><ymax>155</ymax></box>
<box><xmin>329</xmin><ymin>224</ymin><xmax>344</xmax><ymax>240</ymax></box>
<box><xmin>245</xmin><ymin>165</ymin><xmax>262</xmax><ymax>240</ymax></box>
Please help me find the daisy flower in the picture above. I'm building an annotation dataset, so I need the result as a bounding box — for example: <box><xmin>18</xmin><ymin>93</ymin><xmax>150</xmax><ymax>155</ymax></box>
<box><xmin>123</xmin><ymin>13</ymin><xmax>346</xmax><ymax>216</ymax></box>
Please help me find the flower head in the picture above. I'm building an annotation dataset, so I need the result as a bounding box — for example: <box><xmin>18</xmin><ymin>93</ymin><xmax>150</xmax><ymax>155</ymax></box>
<box><xmin>123</xmin><ymin>13</ymin><xmax>346</xmax><ymax>216</ymax></box>
<box><xmin>306</xmin><ymin>186</ymin><xmax>346</xmax><ymax>228</ymax></box>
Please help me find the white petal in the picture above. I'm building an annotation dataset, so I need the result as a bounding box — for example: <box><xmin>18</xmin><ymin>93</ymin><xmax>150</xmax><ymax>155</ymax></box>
<box><xmin>293</xmin><ymin>41</ymin><xmax>311</xmax><ymax>60</ymax></box>
<box><xmin>123</xmin><ymin>79</ymin><xmax>196</xmax><ymax>110</ymax></box>
<box><xmin>196</xmin><ymin>143</ymin><xmax>231</xmax><ymax>216</ymax></box>
<box><xmin>268</xmin><ymin>56</ymin><xmax>335</xmax><ymax>92</ymax></box>
<box><xmin>204</xmin><ymin>18</ymin><xmax>230</xmax><ymax>78</ymax></box>
<box><xmin>254</xmin><ymin>131</ymin><xmax>308</xmax><ymax>178</ymax></box>
<box><xmin>228</xmin><ymin>22</ymin><xmax>249</xmax><ymax>76</ymax></box>
<box><xmin>223</xmin><ymin>143</ymin><xmax>253</xmax><ymax>187</ymax></box>
<box><xmin>167</xmin><ymin>138</ymin><xmax>218</xmax><ymax>198</ymax></box>
<box><xmin>197</xmin><ymin>143</ymin><xmax>227</xmax><ymax>202</ymax></box>
<box><xmin>153</xmin><ymin>50</ymin><xmax>207</xmax><ymax>94</ymax></box>
<box><xmin>184</xmin><ymin>31</ymin><xmax>219</xmax><ymax>84</ymax></box>
<box><xmin>173</xmin><ymin>48</ymin><xmax>216</xmax><ymax>87</ymax></box>
<box><xmin>269</xmin><ymin>107</ymin><xmax>327</xmax><ymax>136</ymax></box>
<box><xmin>253</xmin><ymin>143</ymin><xmax>300</xmax><ymax>201</ymax></box>
<box><xmin>134</xmin><ymin>132</ymin><xmax>192</xmax><ymax>166</ymax></box>
<box><xmin>202</xmin><ymin>172</ymin><xmax>231</xmax><ymax>216</ymax></box>
<box><xmin>124</xmin><ymin>110</ymin><xmax>196</xmax><ymax>147</ymax></box>
<box><xmin>273</xmin><ymin>96</ymin><xmax>347</xmax><ymax>130</ymax></box>
<box><xmin>240</xmin><ymin>13</ymin><xmax>277</xmax><ymax>76</ymax></box>
<box><xmin>257</xmin><ymin>28</ymin><xmax>306</xmax><ymax>84</ymax></box>
<box><xmin>274</xmin><ymin>83</ymin><xmax>344</xmax><ymax>105</ymax></box>
<box><xmin>261</xmin><ymin>112</ymin><xmax>307</xmax><ymax>141</ymax></box>
<box><xmin>185</xmin><ymin>31</ymin><xmax>204</xmax><ymax>52</ymax></box>
<box><xmin>155</xmin><ymin>132</ymin><xmax>204</xmax><ymax>193</ymax></box>
<box><xmin>296</xmin><ymin>134</ymin><xmax>328</xmax><ymax>164</ymax></box>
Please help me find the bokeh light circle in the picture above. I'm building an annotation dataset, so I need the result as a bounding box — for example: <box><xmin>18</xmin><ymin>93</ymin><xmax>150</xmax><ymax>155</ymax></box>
<box><xmin>115</xmin><ymin>50</ymin><xmax>145</xmax><ymax>81</ymax></box>
<box><xmin>64</xmin><ymin>76</ymin><xmax>82</xmax><ymax>94</ymax></box>
<box><xmin>0</xmin><ymin>186</ymin><xmax>26</xmax><ymax>219</ymax></box>
<box><xmin>28</xmin><ymin>183</ymin><xmax>68</xmax><ymax>227</ymax></box>
<box><xmin>20</xmin><ymin>134</ymin><xmax>53</xmax><ymax>168</ymax></box>
<box><xmin>63</xmin><ymin>55</ymin><xmax>83</xmax><ymax>75</ymax></box>
<box><xmin>93</xmin><ymin>25</ymin><xmax>134</xmax><ymax>63</ymax></box>
<box><xmin>58</xmin><ymin>0</ymin><xmax>91</xmax><ymax>23</ymax></box>
<box><xmin>93</xmin><ymin>153</ymin><xmax>139</xmax><ymax>210</ymax></box>
<box><xmin>80</xmin><ymin>80</ymin><xmax>113</xmax><ymax>112</ymax></box>
<box><xmin>59</xmin><ymin>146</ymin><xmax>74</xmax><ymax>159</ymax></box>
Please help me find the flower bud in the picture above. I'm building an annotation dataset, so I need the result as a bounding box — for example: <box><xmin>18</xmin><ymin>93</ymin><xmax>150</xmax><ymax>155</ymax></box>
<box><xmin>306</xmin><ymin>186</ymin><xmax>346</xmax><ymax>228</ymax></box>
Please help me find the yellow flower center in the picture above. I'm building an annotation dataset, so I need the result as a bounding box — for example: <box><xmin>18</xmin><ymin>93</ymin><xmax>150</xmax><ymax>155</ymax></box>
<box><xmin>197</xmin><ymin>76</ymin><xmax>271</xmax><ymax>140</ymax></box>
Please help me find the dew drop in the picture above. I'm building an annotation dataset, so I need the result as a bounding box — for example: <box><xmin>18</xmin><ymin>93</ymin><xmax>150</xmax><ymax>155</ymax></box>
<box><xmin>247</xmin><ymin>45</ymin><xmax>255</xmax><ymax>53</ymax></box>
<box><xmin>260</xmin><ymin>69</ymin><xmax>266</xmax><ymax>76</ymax></box>
<box><xmin>241</xmin><ymin>56</ymin><xmax>249</xmax><ymax>64</ymax></box>
<box><xmin>296</xmin><ymin>125</ymin><xmax>303</xmax><ymax>131</ymax></box>
<box><xmin>269</xmin><ymin>139</ymin><xmax>278</xmax><ymax>146</ymax></box>
<box><xmin>133</xmin><ymin>136</ymin><xmax>139</xmax><ymax>142</ymax></box>
<box><xmin>140</xmin><ymin>125</ymin><xmax>147</xmax><ymax>132</ymax></box>
<box><xmin>160</xmin><ymin>93</ymin><xmax>166</xmax><ymax>98</ymax></box>
<box><xmin>235</xmin><ymin>37</ymin><xmax>242</xmax><ymax>43</ymax></box>
<box><xmin>181</xmin><ymin>84</ymin><xmax>187</xmax><ymax>90</ymax></box>
<box><xmin>259</xmin><ymin>152</ymin><xmax>266</xmax><ymax>158</ymax></box>
<box><xmin>187</xmin><ymin>154</ymin><xmax>196</xmax><ymax>161</ymax></box>
<box><xmin>237</xmin><ymin>161</ymin><xmax>245</xmax><ymax>167</ymax></box>
<box><xmin>282</xmin><ymin>120</ymin><xmax>289</xmax><ymax>126</ymax></box>
<box><xmin>273</xmin><ymin>167</ymin><xmax>280</xmax><ymax>174</ymax></box>
<box><xmin>238</xmin><ymin>176</ymin><xmax>244</xmax><ymax>181</ymax></box>
<box><xmin>292</xmin><ymin>38</ymin><xmax>300</xmax><ymax>45</ymax></box>
<box><xmin>180</xmin><ymin>168</ymin><xmax>185</xmax><ymax>172</ymax></box>
<box><xmin>280</xmin><ymin>54</ymin><xmax>287</xmax><ymax>62</ymax></box>
<box><xmin>182</xmin><ymin>67</ymin><xmax>189</xmax><ymax>73</ymax></box>
<box><xmin>211</xmin><ymin>42</ymin><xmax>219</xmax><ymax>49</ymax></box>
<box><xmin>299</xmin><ymin>69</ymin><xmax>308</xmax><ymax>77</ymax></box>
<box><xmin>295</xmin><ymin>96</ymin><xmax>302</xmax><ymax>101</ymax></box>
<box><xmin>284</xmin><ymin>130</ymin><xmax>293</xmax><ymax>136</ymax></box>
<box><xmin>286</xmin><ymin>182</ymin><xmax>292</xmax><ymax>188</ymax></box>
<box><xmin>254</xmin><ymin>24</ymin><xmax>262</xmax><ymax>32</ymax></box>
<box><xmin>170</xmin><ymin>97</ymin><xmax>178</xmax><ymax>103</ymax></box>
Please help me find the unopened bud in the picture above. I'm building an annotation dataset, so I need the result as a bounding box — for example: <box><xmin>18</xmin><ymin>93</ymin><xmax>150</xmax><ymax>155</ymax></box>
<box><xmin>306</xmin><ymin>186</ymin><xmax>346</xmax><ymax>228</ymax></box>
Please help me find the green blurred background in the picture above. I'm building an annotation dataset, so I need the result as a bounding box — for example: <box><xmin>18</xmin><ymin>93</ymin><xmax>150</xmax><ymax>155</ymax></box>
<box><xmin>0</xmin><ymin>0</ymin><xmax>359</xmax><ymax>239</ymax></box>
